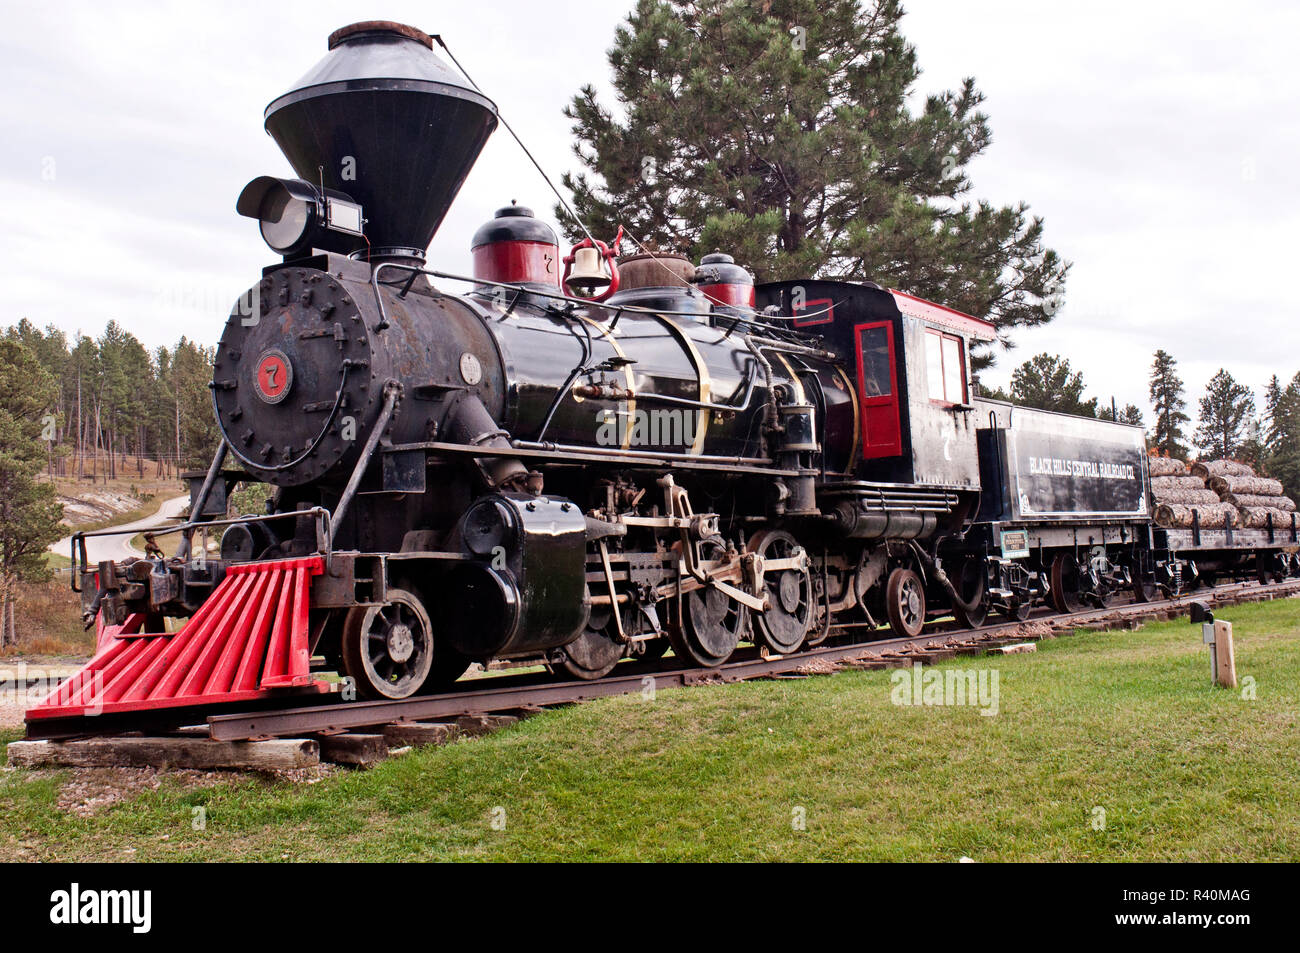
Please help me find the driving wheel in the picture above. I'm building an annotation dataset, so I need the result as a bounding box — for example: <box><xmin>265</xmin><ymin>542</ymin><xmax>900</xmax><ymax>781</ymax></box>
<box><xmin>669</xmin><ymin>537</ymin><xmax>748</xmax><ymax>667</ymax></box>
<box><xmin>749</xmin><ymin>529</ymin><xmax>814</xmax><ymax>654</ymax></box>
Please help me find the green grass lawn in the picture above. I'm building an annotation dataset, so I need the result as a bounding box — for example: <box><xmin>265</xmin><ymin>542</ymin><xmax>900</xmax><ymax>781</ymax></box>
<box><xmin>2</xmin><ymin>598</ymin><xmax>1298</xmax><ymax>861</ymax></box>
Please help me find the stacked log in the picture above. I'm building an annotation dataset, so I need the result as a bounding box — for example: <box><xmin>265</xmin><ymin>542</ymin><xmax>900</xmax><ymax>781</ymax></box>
<box><xmin>1154</xmin><ymin>502</ymin><xmax>1238</xmax><ymax>529</ymax></box>
<box><xmin>1148</xmin><ymin>457</ymin><xmax>1189</xmax><ymax>477</ymax></box>
<box><xmin>1147</xmin><ymin>459</ymin><xmax>1224</xmax><ymax>525</ymax></box>
<box><xmin>1190</xmin><ymin>459</ymin><xmax>1255</xmax><ymax>480</ymax></box>
<box><xmin>1149</xmin><ymin>474</ymin><xmax>1219</xmax><ymax>505</ymax></box>
<box><xmin>1207</xmin><ymin>474</ymin><xmax>1286</xmax><ymax>497</ymax></box>
<box><xmin>1192</xmin><ymin>461</ymin><xmax>1298</xmax><ymax>530</ymax></box>
<box><xmin>1151</xmin><ymin>475</ymin><xmax>1204</xmax><ymax>492</ymax></box>
<box><xmin>1153</xmin><ymin>487</ymin><xmax>1222</xmax><ymax>506</ymax></box>
<box><xmin>1238</xmin><ymin>506</ymin><xmax>1299</xmax><ymax>530</ymax></box>
<box><xmin>1221</xmin><ymin>493</ymin><xmax>1297</xmax><ymax>512</ymax></box>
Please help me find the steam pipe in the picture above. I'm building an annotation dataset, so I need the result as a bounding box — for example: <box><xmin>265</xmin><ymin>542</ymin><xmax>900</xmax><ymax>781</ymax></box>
<box><xmin>329</xmin><ymin>380</ymin><xmax>400</xmax><ymax>549</ymax></box>
<box><xmin>176</xmin><ymin>440</ymin><xmax>228</xmax><ymax>561</ymax></box>
<box><xmin>907</xmin><ymin>540</ymin><xmax>983</xmax><ymax>614</ymax></box>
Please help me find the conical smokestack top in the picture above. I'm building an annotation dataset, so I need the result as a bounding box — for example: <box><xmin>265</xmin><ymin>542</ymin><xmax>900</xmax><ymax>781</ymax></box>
<box><xmin>265</xmin><ymin>21</ymin><xmax>498</xmax><ymax>264</ymax></box>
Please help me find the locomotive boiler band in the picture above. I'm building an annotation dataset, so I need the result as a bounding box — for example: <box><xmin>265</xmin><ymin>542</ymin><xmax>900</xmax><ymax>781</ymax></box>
<box><xmin>28</xmin><ymin>20</ymin><xmax>1299</xmax><ymax>727</ymax></box>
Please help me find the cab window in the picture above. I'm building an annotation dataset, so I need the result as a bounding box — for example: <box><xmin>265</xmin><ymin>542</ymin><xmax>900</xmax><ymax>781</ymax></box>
<box><xmin>858</xmin><ymin>326</ymin><xmax>892</xmax><ymax>398</ymax></box>
<box><xmin>924</xmin><ymin>329</ymin><xmax>967</xmax><ymax>404</ymax></box>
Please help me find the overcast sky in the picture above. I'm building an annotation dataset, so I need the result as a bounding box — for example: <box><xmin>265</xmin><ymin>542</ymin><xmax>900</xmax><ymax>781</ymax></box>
<box><xmin>2</xmin><ymin>0</ymin><xmax>1296</xmax><ymax>423</ymax></box>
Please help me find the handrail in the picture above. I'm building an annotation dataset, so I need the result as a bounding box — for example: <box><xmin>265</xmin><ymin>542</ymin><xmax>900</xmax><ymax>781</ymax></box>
<box><xmin>69</xmin><ymin>507</ymin><xmax>333</xmax><ymax>588</ymax></box>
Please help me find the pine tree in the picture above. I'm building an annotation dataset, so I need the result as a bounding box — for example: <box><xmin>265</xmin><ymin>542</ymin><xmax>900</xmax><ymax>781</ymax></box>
<box><xmin>0</xmin><ymin>340</ymin><xmax>64</xmax><ymax>645</ymax></box>
<box><xmin>170</xmin><ymin>337</ymin><xmax>220</xmax><ymax>469</ymax></box>
<box><xmin>1149</xmin><ymin>349</ymin><xmax>1189</xmax><ymax>458</ymax></box>
<box><xmin>1096</xmin><ymin>402</ymin><xmax>1142</xmax><ymax>425</ymax></box>
<box><xmin>68</xmin><ymin>334</ymin><xmax>99</xmax><ymax>480</ymax></box>
<box><xmin>1264</xmin><ymin>374</ymin><xmax>1285</xmax><ymax>445</ymax></box>
<box><xmin>1009</xmin><ymin>353</ymin><xmax>1098</xmax><ymax>416</ymax></box>
<box><xmin>1263</xmin><ymin>371</ymin><xmax>1300</xmax><ymax>498</ymax></box>
<box><xmin>1194</xmin><ymin>369</ymin><xmax>1255</xmax><ymax>460</ymax></box>
<box><xmin>1238</xmin><ymin>415</ymin><xmax>1268</xmax><ymax>472</ymax></box>
<box><xmin>562</xmin><ymin>0</ymin><xmax>1069</xmax><ymax>369</ymax></box>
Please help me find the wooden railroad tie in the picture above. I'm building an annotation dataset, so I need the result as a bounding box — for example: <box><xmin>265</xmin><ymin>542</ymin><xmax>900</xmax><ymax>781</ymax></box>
<box><xmin>454</xmin><ymin>713</ymin><xmax>521</xmax><ymax>737</ymax></box>
<box><xmin>317</xmin><ymin>733</ymin><xmax>388</xmax><ymax>766</ymax></box>
<box><xmin>382</xmin><ymin>722</ymin><xmax>462</xmax><ymax>748</ymax></box>
<box><xmin>6</xmin><ymin>737</ymin><xmax>320</xmax><ymax>771</ymax></box>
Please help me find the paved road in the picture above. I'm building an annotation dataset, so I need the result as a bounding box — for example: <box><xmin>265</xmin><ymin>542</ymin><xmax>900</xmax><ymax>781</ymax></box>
<box><xmin>49</xmin><ymin>494</ymin><xmax>190</xmax><ymax>565</ymax></box>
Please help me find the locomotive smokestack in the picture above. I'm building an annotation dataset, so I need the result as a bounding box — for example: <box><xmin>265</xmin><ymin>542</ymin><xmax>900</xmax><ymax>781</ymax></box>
<box><xmin>264</xmin><ymin>21</ymin><xmax>498</xmax><ymax>265</ymax></box>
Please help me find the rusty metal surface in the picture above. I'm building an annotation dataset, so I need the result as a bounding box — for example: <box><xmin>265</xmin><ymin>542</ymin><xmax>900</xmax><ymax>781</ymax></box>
<box><xmin>328</xmin><ymin>21</ymin><xmax>434</xmax><ymax>50</ymax></box>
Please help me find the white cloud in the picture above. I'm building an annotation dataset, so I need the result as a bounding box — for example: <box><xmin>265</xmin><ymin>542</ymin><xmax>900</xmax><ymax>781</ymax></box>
<box><xmin>2</xmin><ymin>0</ymin><xmax>1296</xmax><ymax>425</ymax></box>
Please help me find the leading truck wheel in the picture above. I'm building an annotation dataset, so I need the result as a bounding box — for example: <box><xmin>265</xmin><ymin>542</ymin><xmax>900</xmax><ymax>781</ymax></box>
<box><xmin>340</xmin><ymin>588</ymin><xmax>437</xmax><ymax>700</ymax></box>
<box><xmin>885</xmin><ymin>568</ymin><xmax>926</xmax><ymax>638</ymax></box>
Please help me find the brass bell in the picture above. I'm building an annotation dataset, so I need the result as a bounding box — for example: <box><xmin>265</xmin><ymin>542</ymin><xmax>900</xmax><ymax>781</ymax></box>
<box><xmin>567</xmin><ymin>245</ymin><xmax>611</xmax><ymax>296</ymax></box>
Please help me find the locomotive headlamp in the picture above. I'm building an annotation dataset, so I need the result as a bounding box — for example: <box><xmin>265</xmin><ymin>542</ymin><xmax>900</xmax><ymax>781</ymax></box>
<box><xmin>236</xmin><ymin>175</ymin><xmax>365</xmax><ymax>258</ymax></box>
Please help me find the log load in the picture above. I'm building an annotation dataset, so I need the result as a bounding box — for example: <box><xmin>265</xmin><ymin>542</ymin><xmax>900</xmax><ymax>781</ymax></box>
<box><xmin>1153</xmin><ymin>487</ymin><xmax>1222</xmax><ymax>506</ymax></box>
<box><xmin>1222</xmin><ymin>493</ymin><xmax>1297</xmax><ymax>512</ymax></box>
<box><xmin>1191</xmin><ymin>459</ymin><xmax>1255</xmax><ymax>480</ymax></box>
<box><xmin>1237</xmin><ymin>506</ymin><xmax>1299</xmax><ymax>530</ymax></box>
<box><xmin>1150</xmin><ymin>475</ymin><xmax>1210</xmax><ymax>492</ymax></box>
<box><xmin>1150</xmin><ymin>472</ymin><xmax>1219</xmax><ymax>506</ymax></box>
<box><xmin>1148</xmin><ymin>457</ymin><xmax>1189</xmax><ymax>477</ymax></box>
<box><xmin>1208</xmin><ymin>475</ymin><xmax>1286</xmax><ymax>497</ymax></box>
<box><xmin>1154</xmin><ymin>502</ymin><xmax>1239</xmax><ymax>528</ymax></box>
<box><xmin>1173</xmin><ymin>458</ymin><xmax>1300</xmax><ymax>530</ymax></box>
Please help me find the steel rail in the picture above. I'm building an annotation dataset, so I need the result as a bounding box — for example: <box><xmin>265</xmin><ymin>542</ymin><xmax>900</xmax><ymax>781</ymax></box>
<box><xmin>23</xmin><ymin>578</ymin><xmax>1298</xmax><ymax>742</ymax></box>
<box><xmin>199</xmin><ymin>577</ymin><xmax>1300</xmax><ymax>742</ymax></box>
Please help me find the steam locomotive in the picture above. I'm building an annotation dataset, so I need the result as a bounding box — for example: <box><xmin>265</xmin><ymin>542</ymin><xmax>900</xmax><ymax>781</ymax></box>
<box><xmin>36</xmin><ymin>21</ymin><xmax>1297</xmax><ymax>724</ymax></box>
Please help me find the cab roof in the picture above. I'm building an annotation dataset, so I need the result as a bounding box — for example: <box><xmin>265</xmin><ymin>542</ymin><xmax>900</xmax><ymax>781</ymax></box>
<box><xmin>889</xmin><ymin>289</ymin><xmax>997</xmax><ymax>342</ymax></box>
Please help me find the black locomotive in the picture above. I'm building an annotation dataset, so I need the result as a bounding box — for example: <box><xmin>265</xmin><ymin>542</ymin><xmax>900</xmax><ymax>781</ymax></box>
<box><xmin>49</xmin><ymin>21</ymin><xmax>1297</xmax><ymax>717</ymax></box>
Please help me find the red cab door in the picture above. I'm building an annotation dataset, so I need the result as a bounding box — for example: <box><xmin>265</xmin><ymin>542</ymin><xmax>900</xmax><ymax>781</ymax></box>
<box><xmin>853</xmin><ymin>321</ymin><xmax>902</xmax><ymax>459</ymax></box>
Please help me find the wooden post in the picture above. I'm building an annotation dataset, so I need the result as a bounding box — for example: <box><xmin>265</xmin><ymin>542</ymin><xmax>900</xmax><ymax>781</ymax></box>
<box><xmin>1213</xmin><ymin>620</ymin><xmax>1237</xmax><ymax>689</ymax></box>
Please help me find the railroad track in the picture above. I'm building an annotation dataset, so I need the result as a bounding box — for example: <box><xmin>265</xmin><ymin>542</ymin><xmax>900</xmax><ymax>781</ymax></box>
<box><xmin>13</xmin><ymin>577</ymin><xmax>1300</xmax><ymax>768</ymax></box>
